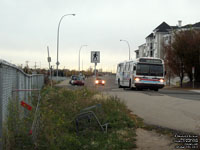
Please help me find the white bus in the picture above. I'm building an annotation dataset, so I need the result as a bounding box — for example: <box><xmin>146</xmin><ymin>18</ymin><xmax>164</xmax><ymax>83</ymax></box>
<box><xmin>116</xmin><ymin>57</ymin><xmax>165</xmax><ymax>91</ymax></box>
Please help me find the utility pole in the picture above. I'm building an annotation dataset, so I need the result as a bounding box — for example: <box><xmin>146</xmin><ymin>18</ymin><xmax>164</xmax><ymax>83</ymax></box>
<box><xmin>34</xmin><ymin>62</ymin><xmax>37</xmax><ymax>70</ymax></box>
<box><xmin>47</xmin><ymin>46</ymin><xmax>52</xmax><ymax>87</ymax></box>
<box><xmin>78</xmin><ymin>45</ymin><xmax>87</xmax><ymax>73</ymax></box>
<box><xmin>120</xmin><ymin>39</ymin><xmax>131</xmax><ymax>60</ymax></box>
<box><xmin>82</xmin><ymin>59</ymin><xmax>83</xmax><ymax>71</ymax></box>
<box><xmin>56</xmin><ymin>14</ymin><xmax>76</xmax><ymax>79</ymax></box>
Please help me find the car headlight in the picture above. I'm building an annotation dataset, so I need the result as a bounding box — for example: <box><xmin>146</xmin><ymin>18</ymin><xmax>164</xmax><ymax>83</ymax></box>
<box><xmin>95</xmin><ymin>80</ymin><xmax>99</xmax><ymax>84</ymax></box>
<box><xmin>135</xmin><ymin>77</ymin><xmax>140</xmax><ymax>82</ymax></box>
<box><xmin>102</xmin><ymin>80</ymin><xmax>105</xmax><ymax>84</ymax></box>
<box><xmin>160</xmin><ymin>79</ymin><xmax>164</xmax><ymax>83</ymax></box>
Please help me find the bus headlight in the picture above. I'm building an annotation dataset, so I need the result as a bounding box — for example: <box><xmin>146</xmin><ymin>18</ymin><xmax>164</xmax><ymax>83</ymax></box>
<box><xmin>160</xmin><ymin>79</ymin><xmax>164</xmax><ymax>83</ymax></box>
<box><xmin>135</xmin><ymin>77</ymin><xmax>140</xmax><ymax>82</ymax></box>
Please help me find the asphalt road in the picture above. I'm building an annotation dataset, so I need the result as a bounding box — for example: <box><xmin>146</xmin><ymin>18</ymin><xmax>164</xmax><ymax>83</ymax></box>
<box><xmin>57</xmin><ymin>75</ymin><xmax>200</xmax><ymax>134</ymax></box>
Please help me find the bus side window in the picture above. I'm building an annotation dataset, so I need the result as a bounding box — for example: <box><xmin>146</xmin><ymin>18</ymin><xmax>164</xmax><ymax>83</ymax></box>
<box><xmin>117</xmin><ymin>65</ymin><xmax>120</xmax><ymax>73</ymax></box>
<box><xmin>133</xmin><ymin>66</ymin><xmax>136</xmax><ymax>71</ymax></box>
<box><xmin>125</xmin><ymin>63</ymin><xmax>128</xmax><ymax>71</ymax></box>
<box><xmin>128</xmin><ymin>63</ymin><xmax>130</xmax><ymax>71</ymax></box>
<box><xmin>120</xmin><ymin>64</ymin><xmax>124</xmax><ymax>72</ymax></box>
<box><xmin>130</xmin><ymin>63</ymin><xmax>133</xmax><ymax>71</ymax></box>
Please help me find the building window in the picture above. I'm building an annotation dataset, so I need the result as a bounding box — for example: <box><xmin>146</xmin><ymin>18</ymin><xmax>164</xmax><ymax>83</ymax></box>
<box><xmin>150</xmin><ymin>43</ymin><xmax>153</xmax><ymax>49</ymax></box>
<box><xmin>136</xmin><ymin>52</ymin><xmax>139</xmax><ymax>58</ymax></box>
<box><xmin>150</xmin><ymin>50</ymin><xmax>153</xmax><ymax>57</ymax></box>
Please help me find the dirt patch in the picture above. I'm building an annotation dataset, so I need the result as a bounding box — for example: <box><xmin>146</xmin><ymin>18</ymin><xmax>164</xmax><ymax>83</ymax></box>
<box><xmin>55</xmin><ymin>79</ymin><xmax>70</xmax><ymax>87</ymax></box>
<box><xmin>136</xmin><ymin>128</ymin><xmax>175</xmax><ymax>150</ymax></box>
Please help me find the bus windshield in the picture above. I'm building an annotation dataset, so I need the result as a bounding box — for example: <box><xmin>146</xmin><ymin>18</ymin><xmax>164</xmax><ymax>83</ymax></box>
<box><xmin>136</xmin><ymin>63</ymin><xmax>163</xmax><ymax>76</ymax></box>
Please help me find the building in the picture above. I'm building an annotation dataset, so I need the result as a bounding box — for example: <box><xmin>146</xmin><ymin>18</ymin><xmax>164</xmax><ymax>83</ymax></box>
<box><xmin>135</xmin><ymin>43</ymin><xmax>146</xmax><ymax>58</ymax></box>
<box><xmin>136</xmin><ymin>21</ymin><xmax>200</xmax><ymax>59</ymax></box>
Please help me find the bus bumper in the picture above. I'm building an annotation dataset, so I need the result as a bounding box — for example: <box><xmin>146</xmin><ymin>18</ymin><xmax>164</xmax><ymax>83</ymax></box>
<box><xmin>135</xmin><ymin>83</ymin><xmax>164</xmax><ymax>89</ymax></box>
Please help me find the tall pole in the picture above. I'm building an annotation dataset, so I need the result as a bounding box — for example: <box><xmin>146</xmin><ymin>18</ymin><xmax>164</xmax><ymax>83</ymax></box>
<box><xmin>82</xmin><ymin>59</ymin><xmax>83</xmax><ymax>71</ymax></box>
<box><xmin>95</xmin><ymin>62</ymin><xmax>97</xmax><ymax>78</ymax></box>
<box><xmin>34</xmin><ymin>62</ymin><xmax>37</xmax><ymax>70</ymax></box>
<box><xmin>78</xmin><ymin>45</ymin><xmax>87</xmax><ymax>72</ymax></box>
<box><xmin>47</xmin><ymin>46</ymin><xmax>52</xmax><ymax>87</ymax></box>
<box><xmin>56</xmin><ymin>14</ymin><xmax>75</xmax><ymax>79</ymax></box>
<box><xmin>120</xmin><ymin>39</ymin><xmax>131</xmax><ymax>60</ymax></box>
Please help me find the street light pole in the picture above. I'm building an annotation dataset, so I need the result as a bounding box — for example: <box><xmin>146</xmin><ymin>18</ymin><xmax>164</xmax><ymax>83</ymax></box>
<box><xmin>120</xmin><ymin>39</ymin><xmax>131</xmax><ymax>60</ymax></box>
<box><xmin>56</xmin><ymin>14</ymin><xmax>75</xmax><ymax>79</ymax></box>
<box><xmin>79</xmin><ymin>45</ymin><xmax>87</xmax><ymax>72</ymax></box>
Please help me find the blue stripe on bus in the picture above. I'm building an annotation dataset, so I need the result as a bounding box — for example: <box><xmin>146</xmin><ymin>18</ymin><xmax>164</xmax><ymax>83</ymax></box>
<box><xmin>140</xmin><ymin>80</ymin><xmax>160</xmax><ymax>83</ymax></box>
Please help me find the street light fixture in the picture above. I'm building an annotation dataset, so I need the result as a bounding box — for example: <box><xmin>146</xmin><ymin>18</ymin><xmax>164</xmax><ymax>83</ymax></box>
<box><xmin>78</xmin><ymin>45</ymin><xmax>87</xmax><ymax>72</ymax></box>
<box><xmin>120</xmin><ymin>39</ymin><xmax>131</xmax><ymax>60</ymax></box>
<box><xmin>56</xmin><ymin>13</ymin><xmax>75</xmax><ymax>78</ymax></box>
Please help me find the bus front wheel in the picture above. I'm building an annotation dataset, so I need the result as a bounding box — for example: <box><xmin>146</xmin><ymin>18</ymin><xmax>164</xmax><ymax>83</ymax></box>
<box><xmin>154</xmin><ymin>88</ymin><xmax>159</xmax><ymax>91</ymax></box>
<box><xmin>129</xmin><ymin>80</ymin><xmax>132</xmax><ymax>89</ymax></box>
<box><xmin>136</xmin><ymin>87</ymin><xmax>143</xmax><ymax>91</ymax></box>
<box><xmin>118</xmin><ymin>79</ymin><xmax>122</xmax><ymax>88</ymax></box>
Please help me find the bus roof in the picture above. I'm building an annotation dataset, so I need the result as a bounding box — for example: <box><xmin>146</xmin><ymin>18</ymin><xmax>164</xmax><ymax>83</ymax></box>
<box><xmin>117</xmin><ymin>57</ymin><xmax>164</xmax><ymax>65</ymax></box>
<box><xmin>137</xmin><ymin>57</ymin><xmax>164</xmax><ymax>64</ymax></box>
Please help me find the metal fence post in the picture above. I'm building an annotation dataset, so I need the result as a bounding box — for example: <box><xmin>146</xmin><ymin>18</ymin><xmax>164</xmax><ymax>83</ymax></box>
<box><xmin>0</xmin><ymin>64</ymin><xmax>3</xmax><ymax>150</ymax></box>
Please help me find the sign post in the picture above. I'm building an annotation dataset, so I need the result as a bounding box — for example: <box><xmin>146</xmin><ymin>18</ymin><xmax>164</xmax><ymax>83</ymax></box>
<box><xmin>47</xmin><ymin>46</ymin><xmax>52</xmax><ymax>87</ymax></box>
<box><xmin>192</xmin><ymin>67</ymin><xmax>195</xmax><ymax>88</ymax></box>
<box><xmin>91</xmin><ymin>51</ymin><xmax>100</xmax><ymax>78</ymax></box>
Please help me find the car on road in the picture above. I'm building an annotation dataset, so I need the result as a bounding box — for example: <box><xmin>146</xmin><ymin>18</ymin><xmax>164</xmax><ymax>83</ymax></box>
<box><xmin>95</xmin><ymin>77</ymin><xmax>105</xmax><ymax>85</ymax></box>
<box><xmin>69</xmin><ymin>75</ymin><xmax>84</xmax><ymax>86</ymax></box>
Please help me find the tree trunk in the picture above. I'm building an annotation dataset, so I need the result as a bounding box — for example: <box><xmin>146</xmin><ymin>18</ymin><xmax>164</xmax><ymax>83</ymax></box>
<box><xmin>180</xmin><ymin>71</ymin><xmax>184</xmax><ymax>88</ymax></box>
<box><xmin>180</xmin><ymin>77</ymin><xmax>183</xmax><ymax>87</ymax></box>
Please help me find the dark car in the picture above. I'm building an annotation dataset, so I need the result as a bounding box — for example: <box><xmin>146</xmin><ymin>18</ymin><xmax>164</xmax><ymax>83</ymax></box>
<box><xmin>69</xmin><ymin>75</ymin><xmax>84</xmax><ymax>86</ymax></box>
<box><xmin>95</xmin><ymin>77</ymin><xmax>105</xmax><ymax>85</ymax></box>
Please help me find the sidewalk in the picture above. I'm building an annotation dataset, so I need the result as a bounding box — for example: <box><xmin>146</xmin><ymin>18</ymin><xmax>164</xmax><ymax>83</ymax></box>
<box><xmin>189</xmin><ymin>90</ymin><xmax>200</xmax><ymax>93</ymax></box>
<box><xmin>164</xmin><ymin>85</ymin><xmax>200</xmax><ymax>92</ymax></box>
<box><xmin>55</xmin><ymin>78</ymin><xmax>70</xmax><ymax>87</ymax></box>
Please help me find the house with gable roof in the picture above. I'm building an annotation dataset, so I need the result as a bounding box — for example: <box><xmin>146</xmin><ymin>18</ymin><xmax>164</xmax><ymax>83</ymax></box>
<box><xmin>135</xmin><ymin>21</ymin><xmax>200</xmax><ymax>59</ymax></box>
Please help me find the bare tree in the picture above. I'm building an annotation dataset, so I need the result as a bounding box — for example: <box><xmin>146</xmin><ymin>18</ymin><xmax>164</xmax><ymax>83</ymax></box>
<box><xmin>164</xmin><ymin>29</ymin><xmax>200</xmax><ymax>87</ymax></box>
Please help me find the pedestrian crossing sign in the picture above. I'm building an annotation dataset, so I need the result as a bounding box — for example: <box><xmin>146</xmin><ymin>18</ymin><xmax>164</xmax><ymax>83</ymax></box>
<box><xmin>91</xmin><ymin>51</ymin><xmax>100</xmax><ymax>63</ymax></box>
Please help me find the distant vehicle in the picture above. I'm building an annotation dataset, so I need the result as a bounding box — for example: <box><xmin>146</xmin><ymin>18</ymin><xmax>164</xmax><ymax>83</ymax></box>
<box><xmin>116</xmin><ymin>57</ymin><xmax>165</xmax><ymax>91</ymax></box>
<box><xmin>95</xmin><ymin>77</ymin><xmax>105</xmax><ymax>85</ymax></box>
<box><xmin>69</xmin><ymin>75</ymin><xmax>84</xmax><ymax>86</ymax></box>
<box><xmin>79</xmin><ymin>74</ymin><xmax>85</xmax><ymax>80</ymax></box>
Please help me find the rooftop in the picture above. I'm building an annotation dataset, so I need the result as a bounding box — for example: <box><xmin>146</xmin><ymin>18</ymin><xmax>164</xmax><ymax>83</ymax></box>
<box><xmin>146</xmin><ymin>33</ymin><xmax>154</xmax><ymax>39</ymax></box>
<box><xmin>182</xmin><ymin>22</ymin><xmax>200</xmax><ymax>28</ymax></box>
<box><xmin>154</xmin><ymin>22</ymin><xmax>172</xmax><ymax>32</ymax></box>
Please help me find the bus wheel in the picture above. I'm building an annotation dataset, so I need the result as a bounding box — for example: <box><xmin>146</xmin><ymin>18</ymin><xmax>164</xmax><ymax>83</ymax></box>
<box><xmin>154</xmin><ymin>88</ymin><xmax>158</xmax><ymax>91</ymax></box>
<box><xmin>136</xmin><ymin>87</ymin><xmax>143</xmax><ymax>91</ymax></box>
<box><xmin>118</xmin><ymin>79</ymin><xmax>121</xmax><ymax>88</ymax></box>
<box><xmin>129</xmin><ymin>80</ymin><xmax>132</xmax><ymax>89</ymax></box>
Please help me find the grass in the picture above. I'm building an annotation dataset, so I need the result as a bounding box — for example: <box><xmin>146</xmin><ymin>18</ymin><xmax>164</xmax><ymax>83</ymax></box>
<box><xmin>3</xmin><ymin>87</ymin><xmax>139</xmax><ymax>150</ymax></box>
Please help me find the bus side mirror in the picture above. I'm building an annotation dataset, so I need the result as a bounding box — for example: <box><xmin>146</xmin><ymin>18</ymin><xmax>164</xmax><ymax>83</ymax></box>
<box><xmin>133</xmin><ymin>66</ymin><xmax>136</xmax><ymax>71</ymax></box>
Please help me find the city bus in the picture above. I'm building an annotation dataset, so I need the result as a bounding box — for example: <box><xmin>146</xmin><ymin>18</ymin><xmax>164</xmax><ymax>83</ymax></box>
<box><xmin>116</xmin><ymin>57</ymin><xmax>165</xmax><ymax>91</ymax></box>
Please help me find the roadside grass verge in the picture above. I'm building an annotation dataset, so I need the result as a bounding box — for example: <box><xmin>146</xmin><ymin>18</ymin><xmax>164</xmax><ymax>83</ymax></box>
<box><xmin>4</xmin><ymin>87</ymin><xmax>139</xmax><ymax>150</ymax></box>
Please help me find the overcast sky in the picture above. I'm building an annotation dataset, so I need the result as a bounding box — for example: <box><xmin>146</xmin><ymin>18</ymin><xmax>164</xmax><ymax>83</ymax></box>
<box><xmin>0</xmin><ymin>0</ymin><xmax>199</xmax><ymax>71</ymax></box>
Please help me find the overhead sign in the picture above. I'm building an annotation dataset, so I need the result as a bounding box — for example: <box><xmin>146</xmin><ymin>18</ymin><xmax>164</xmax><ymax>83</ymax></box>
<box><xmin>91</xmin><ymin>51</ymin><xmax>100</xmax><ymax>63</ymax></box>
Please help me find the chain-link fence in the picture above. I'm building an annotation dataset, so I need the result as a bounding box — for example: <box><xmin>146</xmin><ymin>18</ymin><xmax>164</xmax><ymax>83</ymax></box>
<box><xmin>0</xmin><ymin>59</ymin><xmax>44</xmax><ymax>149</ymax></box>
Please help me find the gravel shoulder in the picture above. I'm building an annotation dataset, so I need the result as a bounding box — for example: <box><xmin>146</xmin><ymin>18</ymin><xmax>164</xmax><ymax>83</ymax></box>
<box><xmin>136</xmin><ymin>128</ymin><xmax>175</xmax><ymax>150</ymax></box>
